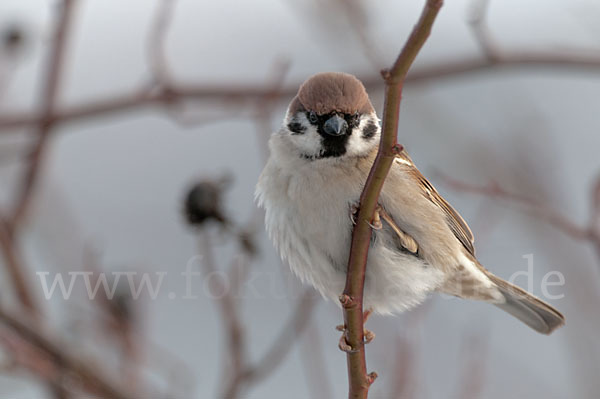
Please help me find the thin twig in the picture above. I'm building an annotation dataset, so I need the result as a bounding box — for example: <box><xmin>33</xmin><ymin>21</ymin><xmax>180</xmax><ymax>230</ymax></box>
<box><xmin>332</xmin><ymin>0</ymin><xmax>383</xmax><ymax>69</ymax></box>
<box><xmin>341</xmin><ymin>1</ymin><xmax>443</xmax><ymax>398</ymax></box>
<box><xmin>147</xmin><ymin>0</ymin><xmax>178</xmax><ymax>86</ymax></box>
<box><xmin>467</xmin><ymin>0</ymin><xmax>500</xmax><ymax>61</ymax></box>
<box><xmin>199</xmin><ymin>233</ymin><xmax>246</xmax><ymax>399</ymax></box>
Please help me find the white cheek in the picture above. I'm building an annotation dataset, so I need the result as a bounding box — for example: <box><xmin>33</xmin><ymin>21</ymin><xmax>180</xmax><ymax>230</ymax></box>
<box><xmin>286</xmin><ymin>113</ymin><xmax>322</xmax><ymax>156</ymax></box>
<box><xmin>291</xmin><ymin>125</ymin><xmax>322</xmax><ymax>155</ymax></box>
<box><xmin>346</xmin><ymin>115</ymin><xmax>380</xmax><ymax>157</ymax></box>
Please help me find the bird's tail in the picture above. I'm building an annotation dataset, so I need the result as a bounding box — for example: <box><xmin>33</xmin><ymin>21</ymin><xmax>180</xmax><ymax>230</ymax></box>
<box><xmin>486</xmin><ymin>273</ymin><xmax>565</xmax><ymax>335</ymax></box>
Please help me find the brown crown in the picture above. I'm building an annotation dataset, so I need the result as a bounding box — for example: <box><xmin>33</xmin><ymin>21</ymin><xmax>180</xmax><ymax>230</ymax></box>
<box><xmin>288</xmin><ymin>72</ymin><xmax>374</xmax><ymax>115</ymax></box>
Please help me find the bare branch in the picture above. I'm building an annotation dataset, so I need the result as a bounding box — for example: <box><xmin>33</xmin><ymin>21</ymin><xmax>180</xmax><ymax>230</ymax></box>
<box><xmin>341</xmin><ymin>1</ymin><xmax>443</xmax><ymax>398</ymax></box>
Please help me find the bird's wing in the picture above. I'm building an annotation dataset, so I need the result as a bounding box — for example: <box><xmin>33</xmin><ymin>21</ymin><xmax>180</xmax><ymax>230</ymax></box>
<box><xmin>394</xmin><ymin>150</ymin><xmax>476</xmax><ymax>256</ymax></box>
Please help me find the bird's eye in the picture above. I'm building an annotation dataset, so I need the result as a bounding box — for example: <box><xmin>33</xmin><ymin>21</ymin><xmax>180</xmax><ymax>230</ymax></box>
<box><xmin>308</xmin><ymin>111</ymin><xmax>318</xmax><ymax>124</ymax></box>
<box><xmin>349</xmin><ymin>112</ymin><xmax>360</xmax><ymax>128</ymax></box>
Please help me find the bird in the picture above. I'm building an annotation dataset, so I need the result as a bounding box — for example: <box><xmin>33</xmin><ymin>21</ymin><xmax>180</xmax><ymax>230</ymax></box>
<box><xmin>255</xmin><ymin>72</ymin><xmax>565</xmax><ymax>335</ymax></box>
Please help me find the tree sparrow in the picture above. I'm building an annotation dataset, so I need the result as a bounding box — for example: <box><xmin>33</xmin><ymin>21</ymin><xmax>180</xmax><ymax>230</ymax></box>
<box><xmin>256</xmin><ymin>72</ymin><xmax>564</xmax><ymax>334</ymax></box>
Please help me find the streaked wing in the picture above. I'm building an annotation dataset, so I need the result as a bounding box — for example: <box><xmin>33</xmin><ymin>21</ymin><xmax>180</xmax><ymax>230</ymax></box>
<box><xmin>395</xmin><ymin>150</ymin><xmax>476</xmax><ymax>256</ymax></box>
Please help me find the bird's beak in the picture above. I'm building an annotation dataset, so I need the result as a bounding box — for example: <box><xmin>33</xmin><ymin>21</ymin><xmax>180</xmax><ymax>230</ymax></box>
<box><xmin>323</xmin><ymin>115</ymin><xmax>348</xmax><ymax>136</ymax></box>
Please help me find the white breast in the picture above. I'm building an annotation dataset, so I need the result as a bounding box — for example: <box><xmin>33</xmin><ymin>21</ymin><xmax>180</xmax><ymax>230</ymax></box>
<box><xmin>256</xmin><ymin>137</ymin><xmax>445</xmax><ymax>314</ymax></box>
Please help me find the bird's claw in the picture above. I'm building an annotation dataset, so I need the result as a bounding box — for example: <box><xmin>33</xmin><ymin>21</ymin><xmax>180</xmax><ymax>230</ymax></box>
<box><xmin>338</xmin><ymin>333</ymin><xmax>354</xmax><ymax>353</ymax></box>
<box><xmin>349</xmin><ymin>203</ymin><xmax>359</xmax><ymax>225</ymax></box>
<box><xmin>350</xmin><ymin>204</ymin><xmax>383</xmax><ymax>230</ymax></box>
<box><xmin>368</xmin><ymin>205</ymin><xmax>383</xmax><ymax>230</ymax></box>
<box><xmin>336</xmin><ymin>309</ymin><xmax>375</xmax><ymax>352</ymax></box>
<box><xmin>364</xmin><ymin>329</ymin><xmax>375</xmax><ymax>344</ymax></box>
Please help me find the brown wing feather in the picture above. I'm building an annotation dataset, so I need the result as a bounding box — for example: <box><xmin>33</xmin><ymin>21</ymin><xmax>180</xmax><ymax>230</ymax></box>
<box><xmin>396</xmin><ymin>150</ymin><xmax>476</xmax><ymax>256</ymax></box>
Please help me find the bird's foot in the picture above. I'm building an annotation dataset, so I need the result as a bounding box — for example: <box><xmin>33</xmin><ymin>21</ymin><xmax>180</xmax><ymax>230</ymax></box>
<box><xmin>349</xmin><ymin>202</ymin><xmax>359</xmax><ymax>225</ymax></box>
<box><xmin>336</xmin><ymin>310</ymin><xmax>375</xmax><ymax>352</ymax></box>
<box><xmin>368</xmin><ymin>205</ymin><xmax>383</xmax><ymax>230</ymax></box>
<box><xmin>362</xmin><ymin>309</ymin><xmax>375</xmax><ymax>343</ymax></box>
<box><xmin>336</xmin><ymin>326</ymin><xmax>355</xmax><ymax>353</ymax></box>
<box><xmin>350</xmin><ymin>203</ymin><xmax>383</xmax><ymax>230</ymax></box>
<box><xmin>364</xmin><ymin>329</ymin><xmax>375</xmax><ymax>344</ymax></box>
<box><xmin>377</xmin><ymin>207</ymin><xmax>419</xmax><ymax>254</ymax></box>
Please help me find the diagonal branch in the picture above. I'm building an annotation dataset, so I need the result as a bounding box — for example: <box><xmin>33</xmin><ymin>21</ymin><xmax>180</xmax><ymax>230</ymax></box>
<box><xmin>0</xmin><ymin>219</ymin><xmax>37</xmax><ymax>314</ymax></box>
<box><xmin>340</xmin><ymin>1</ymin><xmax>444</xmax><ymax>398</ymax></box>
<box><xmin>0</xmin><ymin>0</ymin><xmax>78</xmax><ymax>330</ymax></box>
<box><xmin>9</xmin><ymin>0</ymin><xmax>77</xmax><ymax>230</ymax></box>
<box><xmin>0</xmin><ymin>306</ymin><xmax>135</xmax><ymax>399</ymax></box>
<box><xmin>438</xmin><ymin>172</ymin><xmax>594</xmax><ymax>242</ymax></box>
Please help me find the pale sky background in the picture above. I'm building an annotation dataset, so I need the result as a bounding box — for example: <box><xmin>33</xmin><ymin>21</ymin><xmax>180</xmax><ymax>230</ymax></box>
<box><xmin>0</xmin><ymin>0</ymin><xmax>599</xmax><ymax>398</ymax></box>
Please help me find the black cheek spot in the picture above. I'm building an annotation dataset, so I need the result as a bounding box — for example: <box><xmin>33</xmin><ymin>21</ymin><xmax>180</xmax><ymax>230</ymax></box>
<box><xmin>362</xmin><ymin>120</ymin><xmax>378</xmax><ymax>139</ymax></box>
<box><xmin>288</xmin><ymin>121</ymin><xmax>306</xmax><ymax>135</ymax></box>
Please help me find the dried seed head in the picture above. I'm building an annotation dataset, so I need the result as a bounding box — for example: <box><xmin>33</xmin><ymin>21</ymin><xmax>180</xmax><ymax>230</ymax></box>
<box><xmin>183</xmin><ymin>176</ymin><xmax>231</xmax><ymax>227</ymax></box>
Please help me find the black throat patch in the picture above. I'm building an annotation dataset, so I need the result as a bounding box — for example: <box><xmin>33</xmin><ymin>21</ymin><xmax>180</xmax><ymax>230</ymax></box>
<box><xmin>313</xmin><ymin>111</ymin><xmax>360</xmax><ymax>159</ymax></box>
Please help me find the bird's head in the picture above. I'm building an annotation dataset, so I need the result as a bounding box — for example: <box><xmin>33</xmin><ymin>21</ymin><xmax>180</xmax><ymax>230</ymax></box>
<box><xmin>276</xmin><ymin>72</ymin><xmax>380</xmax><ymax>161</ymax></box>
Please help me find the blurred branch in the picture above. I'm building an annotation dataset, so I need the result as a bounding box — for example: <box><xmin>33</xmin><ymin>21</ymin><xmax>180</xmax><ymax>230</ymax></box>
<box><xmin>0</xmin><ymin>306</ymin><xmax>135</xmax><ymax>399</ymax></box>
<box><xmin>2</xmin><ymin>55</ymin><xmax>600</xmax><ymax>132</ymax></box>
<box><xmin>199</xmin><ymin>233</ymin><xmax>247</xmax><ymax>399</ymax></box>
<box><xmin>439</xmin><ymin>171</ymin><xmax>600</xmax><ymax>266</ymax></box>
<box><xmin>438</xmin><ymin>172</ymin><xmax>596</xmax><ymax>242</ymax></box>
<box><xmin>198</xmin><ymin>230</ymin><xmax>315</xmax><ymax>399</ymax></box>
<box><xmin>0</xmin><ymin>6</ymin><xmax>78</xmax><ymax>395</ymax></box>
<box><xmin>148</xmin><ymin>0</ymin><xmax>177</xmax><ymax>86</ymax></box>
<box><xmin>0</xmin><ymin>0</ymin><xmax>79</xmax><ymax>319</ymax></box>
<box><xmin>467</xmin><ymin>0</ymin><xmax>499</xmax><ymax>61</ymax></box>
<box><xmin>389</xmin><ymin>335</ymin><xmax>417</xmax><ymax>399</ymax></box>
<box><xmin>0</xmin><ymin>219</ymin><xmax>37</xmax><ymax>314</ymax></box>
<box><xmin>242</xmin><ymin>290</ymin><xmax>315</xmax><ymax>385</ymax></box>
<box><xmin>331</xmin><ymin>0</ymin><xmax>383</xmax><ymax>69</ymax></box>
<box><xmin>341</xmin><ymin>1</ymin><xmax>443</xmax><ymax>398</ymax></box>
<box><xmin>8</xmin><ymin>0</ymin><xmax>77</xmax><ymax>231</ymax></box>
<box><xmin>81</xmin><ymin>247</ymin><xmax>141</xmax><ymax>392</ymax></box>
